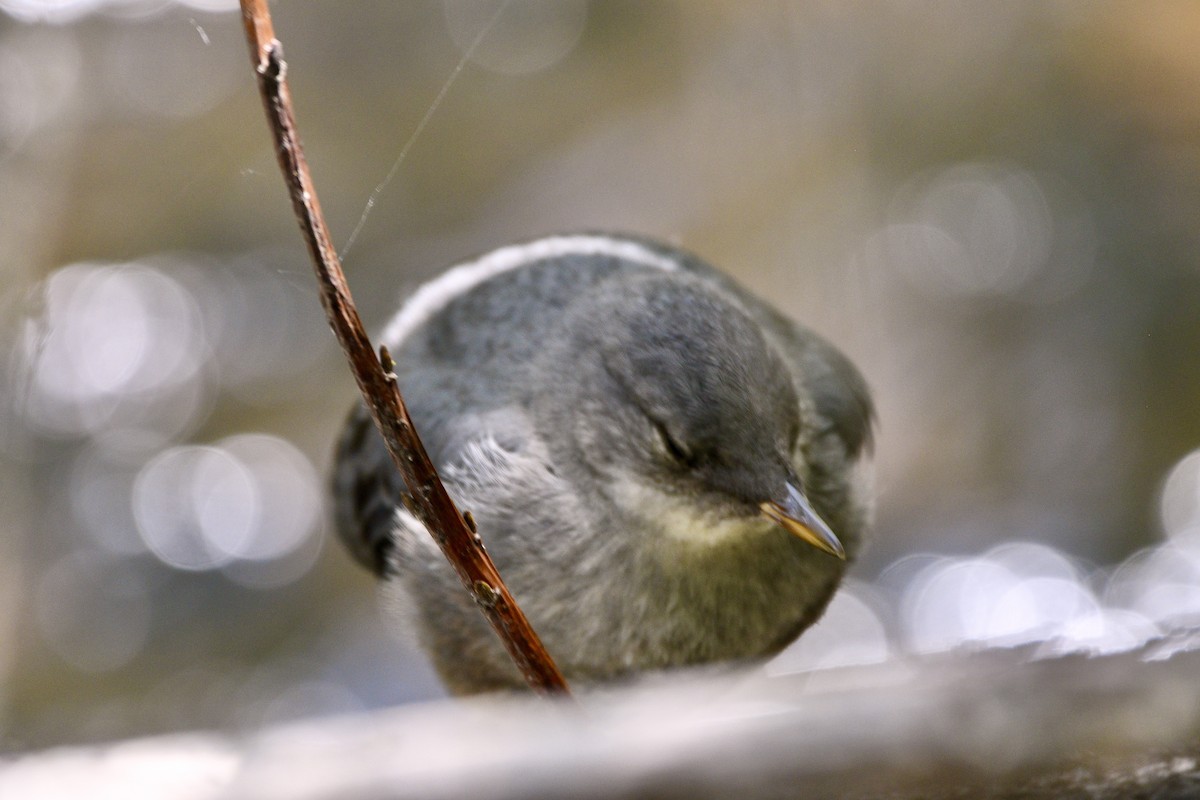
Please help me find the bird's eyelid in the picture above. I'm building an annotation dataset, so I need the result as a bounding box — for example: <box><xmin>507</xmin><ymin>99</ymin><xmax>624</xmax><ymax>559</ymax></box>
<box><xmin>651</xmin><ymin>417</ymin><xmax>694</xmax><ymax>465</ymax></box>
<box><xmin>602</xmin><ymin>354</ymin><xmax>699</xmax><ymax>468</ymax></box>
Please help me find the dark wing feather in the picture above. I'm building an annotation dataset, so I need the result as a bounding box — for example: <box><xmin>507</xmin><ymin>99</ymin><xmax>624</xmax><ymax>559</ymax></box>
<box><xmin>330</xmin><ymin>403</ymin><xmax>407</xmax><ymax>576</ymax></box>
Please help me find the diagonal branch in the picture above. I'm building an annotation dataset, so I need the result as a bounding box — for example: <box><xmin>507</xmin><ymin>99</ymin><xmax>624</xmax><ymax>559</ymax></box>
<box><xmin>237</xmin><ymin>0</ymin><xmax>570</xmax><ymax>697</ymax></box>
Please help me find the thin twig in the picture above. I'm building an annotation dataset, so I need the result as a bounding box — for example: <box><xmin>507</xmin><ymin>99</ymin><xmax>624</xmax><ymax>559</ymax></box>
<box><xmin>237</xmin><ymin>0</ymin><xmax>570</xmax><ymax>697</ymax></box>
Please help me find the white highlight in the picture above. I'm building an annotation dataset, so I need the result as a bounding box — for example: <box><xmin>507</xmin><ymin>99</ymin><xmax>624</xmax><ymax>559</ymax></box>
<box><xmin>381</xmin><ymin>235</ymin><xmax>680</xmax><ymax>349</ymax></box>
<box><xmin>443</xmin><ymin>435</ymin><xmax>531</xmax><ymax>490</ymax></box>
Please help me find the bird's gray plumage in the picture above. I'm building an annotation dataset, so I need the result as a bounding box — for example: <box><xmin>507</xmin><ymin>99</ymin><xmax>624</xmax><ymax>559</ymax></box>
<box><xmin>331</xmin><ymin>234</ymin><xmax>873</xmax><ymax>694</ymax></box>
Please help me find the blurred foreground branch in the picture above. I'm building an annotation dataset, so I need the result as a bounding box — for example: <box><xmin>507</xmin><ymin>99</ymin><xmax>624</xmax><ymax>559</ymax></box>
<box><xmin>235</xmin><ymin>1</ymin><xmax>568</xmax><ymax>695</ymax></box>
<box><xmin>4</xmin><ymin>635</ymin><xmax>1199</xmax><ymax>799</ymax></box>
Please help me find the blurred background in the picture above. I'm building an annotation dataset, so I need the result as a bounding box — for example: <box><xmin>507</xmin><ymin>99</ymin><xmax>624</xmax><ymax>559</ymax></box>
<box><xmin>1</xmin><ymin>0</ymin><xmax>1199</xmax><ymax>751</ymax></box>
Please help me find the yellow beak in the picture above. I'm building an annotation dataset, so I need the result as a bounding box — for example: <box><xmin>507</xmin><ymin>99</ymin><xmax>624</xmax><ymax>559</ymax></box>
<box><xmin>760</xmin><ymin>482</ymin><xmax>846</xmax><ymax>560</ymax></box>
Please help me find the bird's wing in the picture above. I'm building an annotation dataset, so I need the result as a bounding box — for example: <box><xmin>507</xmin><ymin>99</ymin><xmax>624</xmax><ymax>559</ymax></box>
<box><xmin>754</xmin><ymin>309</ymin><xmax>875</xmax><ymax>459</ymax></box>
<box><xmin>330</xmin><ymin>401</ymin><xmax>404</xmax><ymax>576</ymax></box>
<box><xmin>330</xmin><ymin>377</ymin><xmax>545</xmax><ymax>577</ymax></box>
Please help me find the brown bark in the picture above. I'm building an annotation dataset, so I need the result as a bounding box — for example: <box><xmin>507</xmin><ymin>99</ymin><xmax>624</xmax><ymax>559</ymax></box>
<box><xmin>236</xmin><ymin>0</ymin><xmax>569</xmax><ymax>697</ymax></box>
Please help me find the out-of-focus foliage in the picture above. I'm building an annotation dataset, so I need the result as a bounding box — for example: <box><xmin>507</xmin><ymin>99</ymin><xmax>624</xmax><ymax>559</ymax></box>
<box><xmin>1</xmin><ymin>1</ymin><xmax>1198</xmax><ymax>750</ymax></box>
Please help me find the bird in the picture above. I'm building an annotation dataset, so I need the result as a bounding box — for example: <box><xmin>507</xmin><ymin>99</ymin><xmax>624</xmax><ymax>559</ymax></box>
<box><xmin>331</xmin><ymin>233</ymin><xmax>874</xmax><ymax>695</ymax></box>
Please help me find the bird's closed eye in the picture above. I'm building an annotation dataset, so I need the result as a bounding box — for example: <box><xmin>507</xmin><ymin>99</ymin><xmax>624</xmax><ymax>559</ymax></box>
<box><xmin>652</xmin><ymin>419</ymin><xmax>694</xmax><ymax>466</ymax></box>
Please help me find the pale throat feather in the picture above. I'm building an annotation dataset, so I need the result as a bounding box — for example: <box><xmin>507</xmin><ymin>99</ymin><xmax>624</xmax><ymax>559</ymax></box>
<box><xmin>610</xmin><ymin>477</ymin><xmax>773</xmax><ymax>549</ymax></box>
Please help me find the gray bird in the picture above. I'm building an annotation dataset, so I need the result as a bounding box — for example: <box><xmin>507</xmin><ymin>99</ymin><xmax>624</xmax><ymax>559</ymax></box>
<box><xmin>331</xmin><ymin>234</ymin><xmax>874</xmax><ymax>694</ymax></box>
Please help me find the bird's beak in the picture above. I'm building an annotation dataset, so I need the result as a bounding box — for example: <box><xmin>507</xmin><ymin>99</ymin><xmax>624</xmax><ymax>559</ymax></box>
<box><xmin>760</xmin><ymin>482</ymin><xmax>846</xmax><ymax>560</ymax></box>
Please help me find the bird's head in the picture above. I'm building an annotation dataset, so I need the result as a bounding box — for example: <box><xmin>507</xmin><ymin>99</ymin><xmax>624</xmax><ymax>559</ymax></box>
<box><xmin>535</xmin><ymin>271</ymin><xmax>852</xmax><ymax>559</ymax></box>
